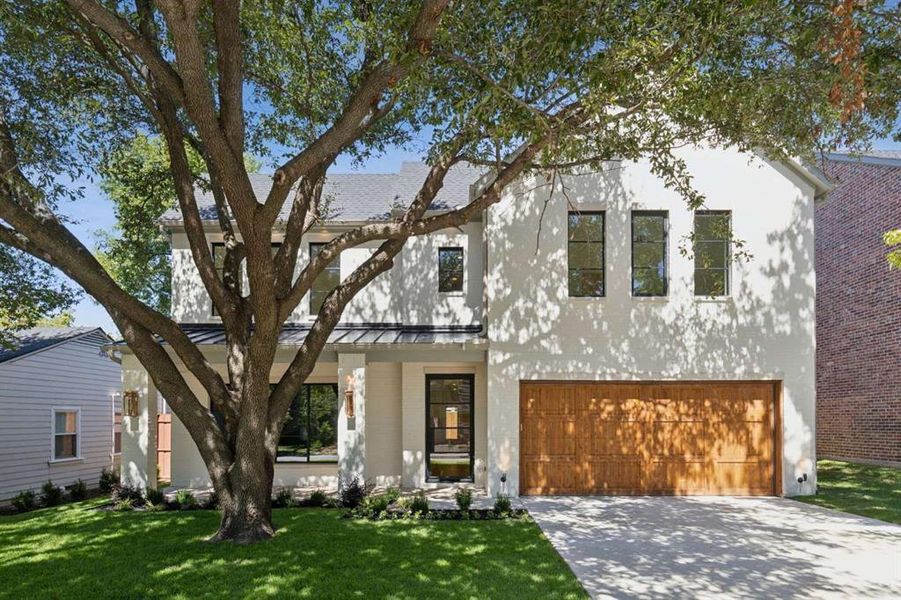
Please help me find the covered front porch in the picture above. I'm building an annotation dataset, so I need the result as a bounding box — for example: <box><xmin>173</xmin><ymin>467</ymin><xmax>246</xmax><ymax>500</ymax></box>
<box><xmin>117</xmin><ymin>323</ymin><xmax>489</xmax><ymax>493</ymax></box>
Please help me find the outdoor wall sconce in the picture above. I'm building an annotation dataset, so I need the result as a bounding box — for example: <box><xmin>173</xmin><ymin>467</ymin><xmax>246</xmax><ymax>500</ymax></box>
<box><xmin>344</xmin><ymin>375</ymin><xmax>355</xmax><ymax>418</ymax></box>
<box><xmin>124</xmin><ymin>390</ymin><xmax>140</xmax><ymax>417</ymax></box>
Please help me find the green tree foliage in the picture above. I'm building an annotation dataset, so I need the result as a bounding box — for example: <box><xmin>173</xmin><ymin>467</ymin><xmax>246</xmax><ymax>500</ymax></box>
<box><xmin>0</xmin><ymin>247</ymin><xmax>79</xmax><ymax>345</ymax></box>
<box><xmin>885</xmin><ymin>229</ymin><xmax>901</xmax><ymax>270</ymax></box>
<box><xmin>35</xmin><ymin>311</ymin><xmax>75</xmax><ymax>327</ymax></box>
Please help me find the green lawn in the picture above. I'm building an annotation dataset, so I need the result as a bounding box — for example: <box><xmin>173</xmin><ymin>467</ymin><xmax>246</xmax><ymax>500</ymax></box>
<box><xmin>795</xmin><ymin>459</ymin><xmax>901</xmax><ymax>524</ymax></box>
<box><xmin>0</xmin><ymin>501</ymin><xmax>586</xmax><ymax>600</ymax></box>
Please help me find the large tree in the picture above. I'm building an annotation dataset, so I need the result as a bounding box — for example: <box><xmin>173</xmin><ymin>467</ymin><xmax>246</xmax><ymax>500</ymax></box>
<box><xmin>95</xmin><ymin>134</ymin><xmax>259</xmax><ymax>314</ymax></box>
<box><xmin>0</xmin><ymin>0</ymin><xmax>897</xmax><ymax>542</ymax></box>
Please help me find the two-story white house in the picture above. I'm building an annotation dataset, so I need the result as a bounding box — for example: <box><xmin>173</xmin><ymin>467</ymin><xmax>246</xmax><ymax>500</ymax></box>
<box><xmin>117</xmin><ymin>148</ymin><xmax>831</xmax><ymax>498</ymax></box>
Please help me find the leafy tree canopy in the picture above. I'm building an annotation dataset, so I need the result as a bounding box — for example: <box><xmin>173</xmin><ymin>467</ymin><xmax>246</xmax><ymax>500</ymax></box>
<box><xmin>0</xmin><ymin>247</ymin><xmax>79</xmax><ymax>345</ymax></box>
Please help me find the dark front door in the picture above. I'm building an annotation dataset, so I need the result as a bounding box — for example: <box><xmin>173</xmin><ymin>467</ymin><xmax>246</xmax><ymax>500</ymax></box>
<box><xmin>426</xmin><ymin>374</ymin><xmax>474</xmax><ymax>482</ymax></box>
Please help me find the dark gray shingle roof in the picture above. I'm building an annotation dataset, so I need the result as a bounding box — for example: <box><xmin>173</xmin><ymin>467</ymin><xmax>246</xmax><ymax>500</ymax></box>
<box><xmin>0</xmin><ymin>327</ymin><xmax>107</xmax><ymax>364</ymax></box>
<box><xmin>160</xmin><ymin>161</ymin><xmax>484</xmax><ymax>224</ymax></box>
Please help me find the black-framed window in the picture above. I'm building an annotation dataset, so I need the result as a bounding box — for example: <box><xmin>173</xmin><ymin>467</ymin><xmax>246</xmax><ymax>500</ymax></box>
<box><xmin>275</xmin><ymin>383</ymin><xmax>339</xmax><ymax>463</ymax></box>
<box><xmin>309</xmin><ymin>242</ymin><xmax>340</xmax><ymax>314</ymax></box>
<box><xmin>211</xmin><ymin>243</ymin><xmax>228</xmax><ymax>316</ymax></box>
<box><xmin>438</xmin><ymin>247</ymin><xmax>464</xmax><ymax>292</ymax></box>
<box><xmin>631</xmin><ymin>211</ymin><xmax>668</xmax><ymax>296</ymax></box>
<box><xmin>426</xmin><ymin>374</ymin><xmax>474</xmax><ymax>482</ymax></box>
<box><xmin>568</xmin><ymin>211</ymin><xmax>605</xmax><ymax>297</ymax></box>
<box><xmin>694</xmin><ymin>211</ymin><xmax>731</xmax><ymax>296</ymax></box>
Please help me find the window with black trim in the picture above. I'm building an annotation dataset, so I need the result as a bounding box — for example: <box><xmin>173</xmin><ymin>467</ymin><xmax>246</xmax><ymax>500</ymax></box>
<box><xmin>211</xmin><ymin>242</ymin><xmax>228</xmax><ymax>316</ymax></box>
<box><xmin>309</xmin><ymin>242</ymin><xmax>340</xmax><ymax>314</ymax></box>
<box><xmin>694</xmin><ymin>211</ymin><xmax>731</xmax><ymax>296</ymax></box>
<box><xmin>568</xmin><ymin>211</ymin><xmax>605</xmax><ymax>297</ymax></box>
<box><xmin>631</xmin><ymin>211</ymin><xmax>668</xmax><ymax>296</ymax></box>
<box><xmin>438</xmin><ymin>247</ymin><xmax>464</xmax><ymax>292</ymax></box>
<box><xmin>426</xmin><ymin>374</ymin><xmax>473</xmax><ymax>482</ymax></box>
<box><xmin>275</xmin><ymin>383</ymin><xmax>339</xmax><ymax>462</ymax></box>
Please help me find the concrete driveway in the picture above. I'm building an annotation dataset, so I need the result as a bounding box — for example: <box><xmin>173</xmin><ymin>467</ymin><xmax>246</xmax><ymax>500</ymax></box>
<box><xmin>524</xmin><ymin>496</ymin><xmax>901</xmax><ymax>599</ymax></box>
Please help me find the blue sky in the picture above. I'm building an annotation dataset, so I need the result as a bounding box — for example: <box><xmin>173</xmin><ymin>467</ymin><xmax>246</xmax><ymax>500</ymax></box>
<box><xmin>66</xmin><ymin>135</ymin><xmax>901</xmax><ymax>336</ymax></box>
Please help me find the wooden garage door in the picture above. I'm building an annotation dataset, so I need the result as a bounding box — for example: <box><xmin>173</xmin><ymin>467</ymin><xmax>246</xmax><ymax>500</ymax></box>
<box><xmin>520</xmin><ymin>381</ymin><xmax>778</xmax><ymax>496</ymax></box>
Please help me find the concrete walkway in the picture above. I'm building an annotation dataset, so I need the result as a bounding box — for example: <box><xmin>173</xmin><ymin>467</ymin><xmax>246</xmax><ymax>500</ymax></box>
<box><xmin>524</xmin><ymin>496</ymin><xmax>901</xmax><ymax>599</ymax></box>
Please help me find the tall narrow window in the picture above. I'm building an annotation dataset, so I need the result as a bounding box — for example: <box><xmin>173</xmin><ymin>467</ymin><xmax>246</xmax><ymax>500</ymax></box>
<box><xmin>309</xmin><ymin>242</ymin><xmax>341</xmax><ymax>314</ymax></box>
<box><xmin>694</xmin><ymin>211</ymin><xmax>731</xmax><ymax>296</ymax></box>
<box><xmin>568</xmin><ymin>211</ymin><xmax>605</xmax><ymax>297</ymax></box>
<box><xmin>52</xmin><ymin>409</ymin><xmax>78</xmax><ymax>460</ymax></box>
<box><xmin>426</xmin><ymin>374</ymin><xmax>474</xmax><ymax>481</ymax></box>
<box><xmin>275</xmin><ymin>383</ymin><xmax>339</xmax><ymax>462</ymax></box>
<box><xmin>211</xmin><ymin>243</ymin><xmax>227</xmax><ymax>317</ymax></box>
<box><xmin>632</xmin><ymin>211</ymin><xmax>668</xmax><ymax>296</ymax></box>
<box><xmin>438</xmin><ymin>247</ymin><xmax>464</xmax><ymax>292</ymax></box>
<box><xmin>113</xmin><ymin>411</ymin><xmax>122</xmax><ymax>455</ymax></box>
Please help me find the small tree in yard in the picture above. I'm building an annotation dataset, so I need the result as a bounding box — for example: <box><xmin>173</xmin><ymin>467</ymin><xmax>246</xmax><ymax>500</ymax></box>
<box><xmin>0</xmin><ymin>0</ymin><xmax>897</xmax><ymax>542</ymax></box>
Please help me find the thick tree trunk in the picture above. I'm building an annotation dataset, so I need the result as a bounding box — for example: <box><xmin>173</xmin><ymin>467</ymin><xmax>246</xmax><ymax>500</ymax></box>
<box><xmin>209</xmin><ymin>454</ymin><xmax>276</xmax><ymax>543</ymax></box>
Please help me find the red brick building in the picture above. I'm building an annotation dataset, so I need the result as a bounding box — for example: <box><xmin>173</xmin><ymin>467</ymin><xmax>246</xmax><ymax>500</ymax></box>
<box><xmin>816</xmin><ymin>152</ymin><xmax>901</xmax><ymax>467</ymax></box>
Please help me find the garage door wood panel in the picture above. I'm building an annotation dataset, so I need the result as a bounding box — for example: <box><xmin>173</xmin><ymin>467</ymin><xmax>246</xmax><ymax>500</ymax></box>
<box><xmin>520</xmin><ymin>381</ymin><xmax>777</xmax><ymax>496</ymax></box>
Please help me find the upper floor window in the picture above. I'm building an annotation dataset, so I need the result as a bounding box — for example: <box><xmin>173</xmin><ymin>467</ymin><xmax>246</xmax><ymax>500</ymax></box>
<box><xmin>568</xmin><ymin>211</ymin><xmax>605</xmax><ymax>297</ymax></box>
<box><xmin>632</xmin><ymin>211</ymin><xmax>668</xmax><ymax>296</ymax></box>
<box><xmin>211</xmin><ymin>243</ymin><xmax>227</xmax><ymax>317</ymax></box>
<box><xmin>438</xmin><ymin>247</ymin><xmax>464</xmax><ymax>293</ymax></box>
<box><xmin>52</xmin><ymin>408</ymin><xmax>79</xmax><ymax>460</ymax></box>
<box><xmin>309</xmin><ymin>242</ymin><xmax>340</xmax><ymax>314</ymax></box>
<box><xmin>694</xmin><ymin>211</ymin><xmax>731</xmax><ymax>296</ymax></box>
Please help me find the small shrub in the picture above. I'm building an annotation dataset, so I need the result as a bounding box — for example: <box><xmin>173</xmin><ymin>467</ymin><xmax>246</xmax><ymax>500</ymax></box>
<box><xmin>308</xmin><ymin>489</ymin><xmax>328</xmax><ymax>507</ymax></box>
<box><xmin>272</xmin><ymin>488</ymin><xmax>293</xmax><ymax>508</ymax></box>
<box><xmin>454</xmin><ymin>488</ymin><xmax>474</xmax><ymax>511</ymax></box>
<box><xmin>68</xmin><ymin>479</ymin><xmax>88</xmax><ymax>501</ymax></box>
<box><xmin>340</xmin><ymin>477</ymin><xmax>370</xmax><ymax>509</ymax></box>
<box><xmin>111</xmin><ymin>484</ymin><xmax>144</xmax><ymax>506</ymax></box>
<box><xmin>98</xmin><ymin>468</ymin><xmax>118</xmax><ymax>493</ymax></box>
<box><xmin>114</xmin><ymin>498</ymin><xmax>135</xmax><ymax>512</ymax></box>
<box><xmin>494</xmin><ymin>493</ymin><xmax>512</xmax><ymax>515</ymax></box>
<box><xmin>364</xmin><ymin>494</ymin><xmax>391</xmax><ymax>515</ymax></box>
<box><xmin>145</xmin><ymin>501</ymin><xmax>167</xmax><ymax>512</ymax></box>
<box><xmin>202</xmin><ymin>491</ymin><xmax>219</xmax><ymax>510</ymax></box>
<box><xmin>41</xmin><ymin>481</ymin><xmax>64</xmax><ymax>507</ymax></box>
<box><xmin>145</xmin><ymin>487</ymin><xmax>165</xmax><ymax>506</ymax></box>
<box><xmin>409</xmin><ymin>491</ymin><xmax>429</xmax><ymax>515</ymax></box>
<box><xmin>383</xmin><ymin>486</ymin><xmax>401</xmax><ymax>504</ymax></box>
<box><xmin>12</xmin><ymin>490</ymin><xmax>36</xmax><ymax>513</ymax></box>
<box><xmin>173</xmin><ymin>489</ymin><xmax>197</xmax><ymax>510</ymax></box>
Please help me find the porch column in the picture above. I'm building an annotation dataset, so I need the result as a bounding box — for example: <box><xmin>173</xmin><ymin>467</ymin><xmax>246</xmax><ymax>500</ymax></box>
<box><xmin>121</xmin><ymin>355</ymin><xmax>158</xmax><ymax>491</ymax></box>
<box><xmin>337</xmin><ymin>353</ymin><xmax>367</xmax><ymax>487</ymax></box>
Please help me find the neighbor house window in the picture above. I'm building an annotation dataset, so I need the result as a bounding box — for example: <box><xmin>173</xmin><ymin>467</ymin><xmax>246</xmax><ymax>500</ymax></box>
<box><xmin>275</xmin><ymin>383</ymin><xmax>339</xmax><ymax>462</ymax></box>
<box><xmin>426</xmin><ymin>374</ymin><xmax>474</xmax><ymax>482</ymax></box>
<box><xmin>694</xmin><ymin>211</ymin><xmax>731</xmax><ymax>296</ymax></box>
<box><xmin>52</xmin><ymin>409</ymin><xmax>79</xmax><ymax>460</ymax></box>
<box><xmin>632</xmin><ymin>211</ymin><xmax>668</xmax><ymax>296</ymax></box>
<box><xmin>438</xmin><ymin>247</ymin><xmax>464</xmax><ymax>292</ymax></box>
<box><xmin>568</xmin><ymin>211</ymin><xmax>605</xmax><ymax>297</ymax></box>
<box><xmin>309</xmin><ymin>243</ymin><xmax>340</xmax><ymax>314</ymax></box>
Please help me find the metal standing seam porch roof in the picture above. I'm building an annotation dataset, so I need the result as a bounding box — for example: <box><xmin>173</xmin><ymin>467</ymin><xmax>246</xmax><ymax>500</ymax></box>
<box><xmin>116</xmin><ymin>323</ymin><xmax>485</xmax><ymax>348</ymax></box>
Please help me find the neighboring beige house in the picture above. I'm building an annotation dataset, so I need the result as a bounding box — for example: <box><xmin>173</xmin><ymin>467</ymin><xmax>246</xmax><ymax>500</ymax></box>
<box><xmin>0</xmin><ymin>327</ymin><xmax>121</xmax><ymax>502</ymax></box>
<box><xmin>116</xmin><ymin>147</ymin><xmax>831</xmax><ymax>498</ymax></box>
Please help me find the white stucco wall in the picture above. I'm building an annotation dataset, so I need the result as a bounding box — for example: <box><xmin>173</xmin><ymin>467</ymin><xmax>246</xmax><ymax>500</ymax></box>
<box><xmin>169</xmin><ymin>223</ymin><xmax>484</xmax><ymax>327</ymax></box>
<box><xmin>484</xmin><ymin>146</ymin><xmax>818</xmax><ymax>497</ymax></box>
